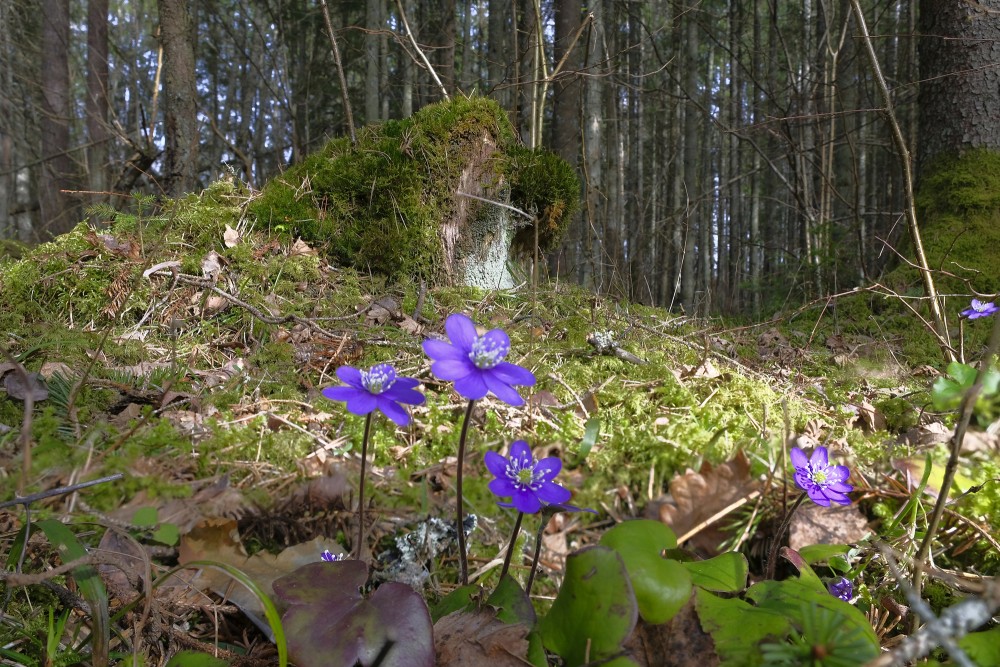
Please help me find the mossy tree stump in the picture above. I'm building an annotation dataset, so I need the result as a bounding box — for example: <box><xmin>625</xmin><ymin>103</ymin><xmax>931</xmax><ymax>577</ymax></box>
<box><xmin>250</xmin><ymin>97</ymin><xmax>579</xmax><ymax>289</ymax></box>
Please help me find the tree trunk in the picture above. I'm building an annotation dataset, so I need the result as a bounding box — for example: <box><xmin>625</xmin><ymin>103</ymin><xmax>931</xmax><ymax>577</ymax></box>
<box><xmin>917</xmin><ymin>0</ymin><xmax>1000</xmax><ymax>171</ymax></box>
<box><xmin>158</xmin><ymin>0</ymin><xmax>199</xmax><ymax>196</ymax></box>
<box><xmin>39</xmin><ymin>0</ymin><xmax>76</xmax><ymax>237</ymax></box>
<box><xmin>86</xmin><ymin>0</ymin><xmax>110</xmax><ymax>211</ymax></box>
<box><xmin>366</xmin><ymin>0</ymin><xmax>381</xmax><ymax>123</ymax></box>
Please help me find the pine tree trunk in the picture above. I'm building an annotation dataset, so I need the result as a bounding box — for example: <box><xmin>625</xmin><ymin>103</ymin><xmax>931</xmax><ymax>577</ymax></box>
<box><xmin>158</xmin><ymin>0</ymin><xmax>199</xmax><ymax>196</ymax></box>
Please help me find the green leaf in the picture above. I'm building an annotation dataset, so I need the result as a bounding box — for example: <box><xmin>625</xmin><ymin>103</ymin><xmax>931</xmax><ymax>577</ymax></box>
<box><xmin>682</xmin><ymin>551</ymin><xmax>748</xmax><ymax>593</ymax></box>
<box><xmin>487</xmin><ymin>575</ymin><xmax>536</xmax><ymax>627</ymax></box>
<box><xmin>599</xmin><ymin>519</ymin><xmax>692</xmax><ymax>623</ymax></box>
<box><xmin>958</xmin><ymin>626</ymin><xmax>1000</xmax><ymax>665</ymax></box>
<box><xmin>695</xmin><ymin>588</ymin><xmax>789</xmax><ymax>666</ymax></box>
<box><xmin>746</xmin><ymin>577</ymin><xmax>879</xmax><ymax>659</ymax></box>
<box><xmin>131</xmin><ymin>506</ymin><xmax>159</xmax><ymax>528</ymax></box>
<box><xmin>165</xmin><ymin>651</ymin><xmax>230</xmax><ymax>667</ymax></box>
<box><xmin>537</xmin><ymin>545</ymin><xmax>637</xmax><ymax>666</ymax></box>
<box><xmin>152</xmin><ymin>523</ymin><xmax>180</xmax><ymax>546</ymax></box>
<box><xmin>579</xmin><ymin>417</ymin><xmax>600</xmax><ymax>460</ymax></box>
<box><xmin>797</xmin><ymin>544</ymin><xmax>851</xmax><ymax>565</ymax></box>
<box><xmin>430</xmin><ymin>584</ymin><xmax>480</xmax><ymax>622</ymax></box>
<box><xmin>37</xmin><ymin>519</ymin><xmax>110</xmax><ymax>667</ymax></box>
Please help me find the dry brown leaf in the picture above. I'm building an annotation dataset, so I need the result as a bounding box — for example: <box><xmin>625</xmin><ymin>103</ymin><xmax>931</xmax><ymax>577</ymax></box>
<box><xmin>646</xmin><ymin>451</ymin><xmax>758</xmax><ymax>555</ymax></box>
<box><xmin>434</xmin><ymin>608</ymin><xmax>531</xmax><ymax>667</ymax></box>
<box><xmin>789</xmin><ymin>502</ymin><xmax>869</xmax><ymax>551</ymax></box>
<box><xmin>223</xmin><ymin>224</ymin><xmax>240</xmax><ymax>247</ymax></box>
<box><xmin>290</xmin><ymin>238</ymin><xmax>315</xmax><ymax>256</ymax></box>
<box><xmin>178</xmin><ymin>519</ymin><xmax>345</xmax><ymax>630</ymax></box>
<box><xmin>852</xmin><ymin>400</ymin><xmax>887</xmax><ymax>432</ymax></box>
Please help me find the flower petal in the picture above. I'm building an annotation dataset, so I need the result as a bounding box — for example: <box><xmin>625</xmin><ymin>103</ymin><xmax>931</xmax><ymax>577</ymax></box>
<box><xmin>823</xmin><ymin>489</ymin><xmax>851</xmax><ymax>505</ymax></box>
<box><xmin>322</xmin><ymin>386</ymin><xmax>361</xmax><ymax>403</ymax></box>
<box><xmin>827</xmin><ymin>465</ymin><xmax>851</xmax><ymax>484</ymax></box>
<box><xmin>336</xmin><ymin>366</ymin><xmax>363</xmax><ymax>387</ymax></box>
<box><xmin>536</xmin><ymin>481</ymin><xmax>571</xmax><ymax>505</ymax></box>
<box><xmin>422</xmin><ymin>338</ymin><xmax>466</xmax><ymax>362</ymax></box>
<box><xmin>392</xmin><ymin>376</ymin><xmax>422</xmax><ymax>390</ymax></box>
<box><xmin>445</xmin><ymin>313</ymin><xmax>478</xmax><ymax>351</ymax></box>
<box><xmin>345</xmin><ymin>392</ymin><xmax>378</xmax><ymax>415</ymax></box>
<box><xmin>790</xmin><ymin>447</ymin><xmax>808</xmax><ymax>469</ymax></box>
<box><xmin>490</xmin><ymin>361</ymin><xmax>536</xmax><ymax>387</ymax></box>
<box><xmin>483</xmin><ymin>373</ymin><xmax>525</xmax><ymax>406</ymax></box>
<box><xmin>533</xmin><ymin>456</ymin><xmax>563</xmax><ymax>483</ymax></box>
<box><xmin>377</xmin><ymin>398</ymin><xmax>410</xmax><ymax>426</ymax></box>
<box><xmin>382</xmin><ymin>384</ymin><xmax>425</xmax><ymax>405</ymax></box>
<box><xmin>489</xmin><ymin>478</ymin><xmax>517</xmax><ymax>498</ymax></box>
<box><xmin>508</xmin><ymin>441</ymin><xmax>533</xmax><ymax>466</ymax></box>
<box><xmin>454</xmin><ymin>373</ymin><xmax>489</xmax><ymax>400</ymax></box>
<box><xmin>511</xmin><ymin>487</ymin><xmax>542</xmax><ymax>514</ymax></box>
<box><xmin>806</xmin><ymin>486</ymin><xmax>831</xmax><ymax>506</ymax></box>
<box><xmin>809</xmin><ymin>446</ymin><xmax>829</xmax><ymax>468</ymax></box>
<box><xmin>431</xmin><ymin>359</ymin><xmax>475</xmax><ymax>381</ymax></box>
<box><xmin>484</xmin><ymin>451</ymin><xmax>510</xmax><ymax>479</ymax></box>
<box><xmin>828</xmin><ymin>481</ymin><xmax>854</xmax><ymax>493</ymax></box>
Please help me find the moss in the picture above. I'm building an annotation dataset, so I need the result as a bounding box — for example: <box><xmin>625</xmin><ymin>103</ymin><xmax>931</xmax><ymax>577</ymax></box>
<box><xmin>506</xmin><ymin>145</ymin><xmax>581</xmax><ymax>255</ymax></box>
<box><xmin>900</xmin><ymin>149</ymin><xmax>1000</xmax><ymax>295</ymax></box>
<box><xmin>250</xmin><ymin>97</ymin><xmax>578</xmax><ymax>283</ymax></box>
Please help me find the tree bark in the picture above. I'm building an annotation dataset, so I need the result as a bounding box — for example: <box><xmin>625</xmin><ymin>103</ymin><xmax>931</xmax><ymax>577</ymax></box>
<box><xmin>87</xmin><ymin>0</ymin><xmax>110</xmax><ymax>208</ymax></box>
<box><xmin>39</xmin><ymin>0</ymin><xmax>76</xmax><ymax>237</ymax></box>
<box><xmin>158</xmin><ymin>0</ymin><xmax>199</xmax><ymax>196</ymax></box>
<box><xmin>917</xmin><ymin>0</ymin><xmax>1000</xmax><ymax>172</ymax></box>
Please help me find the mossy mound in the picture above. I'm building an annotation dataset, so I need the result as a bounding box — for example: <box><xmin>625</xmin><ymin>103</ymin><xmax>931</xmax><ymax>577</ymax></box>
<box><xmin>250</xmin><ymin>96</ymin><xmax>579</xmax><ymax>283</ymax></box>
<box><xmin>903</xmin><ymin>149</ymin><xmax>1000</xmax><ymax>295</ymax></box>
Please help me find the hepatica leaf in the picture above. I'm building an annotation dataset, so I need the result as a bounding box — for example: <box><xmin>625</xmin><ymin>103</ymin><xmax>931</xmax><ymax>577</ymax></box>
<box><xmin>537</xmin><ymin>545</ymin><xmax>637</xmax><ymax>666</ymax></box>
<box><xmin>599</xmin><ymin>519</ymin><xmax>692</xmax><ymax>623</ymax></box>
<box><xmin>681</xmin><ymin>551</ymin><xmax>748</xmax><ymax>593</ymax></box>
<box><xmin>273</xmin><ymin>561</ymin><xmax>433</xmax><ymax>667</ymax></box>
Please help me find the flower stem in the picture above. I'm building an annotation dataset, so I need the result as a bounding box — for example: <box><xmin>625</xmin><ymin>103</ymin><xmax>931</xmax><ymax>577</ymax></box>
<box><xmin>765</xmin><ymin>492</ymin><xmax>807</xmax><ymax>580</ymax></box>
<box><xmin>455</xmin><ymin>399</ymin><xmax>476</xmax><ymax>585</ymax></box>
<box><xmin>525</xmin><ymin>510</ymin><xmax>549</xmax><ymax>595</ymax></box>
<box><xmin>498</xmin><ymin>511</ymin><xmax>524</xmax><ymax>582</ymax></box>
<box><xmin>355</xmin><ymin>412</ymin><xmax>373</xmax><ymax>563</ymax></box>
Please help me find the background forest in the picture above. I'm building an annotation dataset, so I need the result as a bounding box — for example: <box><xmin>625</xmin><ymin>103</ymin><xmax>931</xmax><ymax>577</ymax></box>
<box><xmin>1</xmin><ymin>0</ymin><xmax>998</xmax><ymax>317</ymax></box>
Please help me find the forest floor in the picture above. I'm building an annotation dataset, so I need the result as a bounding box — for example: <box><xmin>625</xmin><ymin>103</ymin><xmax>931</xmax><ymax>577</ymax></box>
<box><xmin>0</xmin><ymin>185</ymin><xmax>998</xmax><ymax>666</ymax></box>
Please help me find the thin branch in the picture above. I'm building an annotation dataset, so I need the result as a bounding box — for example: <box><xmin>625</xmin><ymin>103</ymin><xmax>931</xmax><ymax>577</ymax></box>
<box><xmin>848</xmin><ymin>0</ymin><xmax>952</xmax><ymax>363</ymax></box>
<box><xmin>393</xmin><ymin>0</ymin><xmax>449</xmax><ymax>102</ymax></box>
<box><xmin>0</xmin><ymin>473</ymin><xmax>125</xmax><ymax>510</ymax></box>
<box><xmin>318</xmin><ymin>0</ymin><xmax>356</xmax><ymax>143</ymax></box>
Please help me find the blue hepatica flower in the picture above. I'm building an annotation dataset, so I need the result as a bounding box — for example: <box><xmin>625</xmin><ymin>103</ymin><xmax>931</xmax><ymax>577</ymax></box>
<box><xmin>321</xmin><ymin>363</ymin><xmax>424</xmax><ymax>426</ymax></box>
<box><xmin>320</xmin><ymin>550</ymin><xmax>345</xmax><ymax>562</ymax></box>
<box><xmin>485</xmin><ymin>440</ymin><xmax>572</xmax><ymax>514</ymax></box>
<box><xmin>422</xmin><ymin>313</ymin><xmax>536</xmax><ymax>405</ymax></box>
<box><xmin>827</xmin><ymin>576</ymin><xmax>853</xmax><ymax>602</ymax></box>
<box><xmin>790</xmin><ymin>446</ymin><xmax>853</xmax><ymax>507</ymax></box>
<box><xmin>960</xmin><ymin>298</ymin><xmax>999</xmax><ymax>320</ymax></box>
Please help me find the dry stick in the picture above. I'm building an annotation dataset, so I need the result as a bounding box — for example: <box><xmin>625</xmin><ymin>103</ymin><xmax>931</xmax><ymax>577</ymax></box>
<box><xmin>912</xmin><ymin>309</ymin><xmax>1000</xmax><ymax>629</ymax></box>
<box><xmin>394</xmin><ymin>0</ymin><xmax>449</xmax><ymax>102</ymax></box>
<box><xmin>849</xmin><ymin>0</ymin><xmax>952</xmax><ymax>363</ymax></box>
<box><xmin>318</xmin><ymin>0</ymin><xmax>356</xmax><ymax>144</ymax></box>
<box><xmin>0</xmin><ymin>473</ymin><xmax>125</xmax><ymax>510</ymax></box>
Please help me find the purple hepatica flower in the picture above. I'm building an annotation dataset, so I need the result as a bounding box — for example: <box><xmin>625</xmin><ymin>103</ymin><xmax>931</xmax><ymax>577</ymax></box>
<box><xmin>320</xmin><ymin>550</ymin><xmax>345</xmax><ymax>562</ymax></box>
<box><xmin>960</xmin><ymin>299</ymin><xmax>999</xmax><ymax>320</ymax></box>
<box><xmin>422</xmin><ymin>313</ymin><xmax>536</xmax><ymax>406</ymax></box>
<box><xmin>790</xmin><ymin>446</ymin><xmax>853</xmax><ymax>507</ymax></box>
<box><xmin>827</xmin><ymin>576</ymin><xmax>853</xmax><ymax>602</ymax></box>
<box><xmin>485</xmin><ymin>440</ymin><xmax>572</xmax><ymax>514</ymax></box>
<box><xmin>321</xmin><ymin>363</ymin><xmax>424</xmax><ymax>426</ymax></box>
